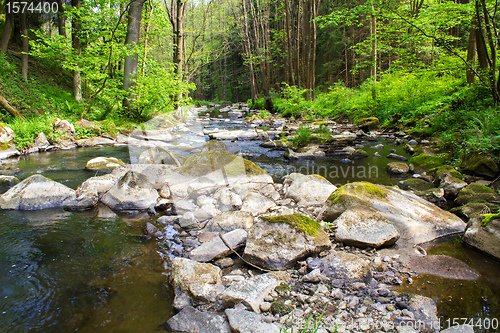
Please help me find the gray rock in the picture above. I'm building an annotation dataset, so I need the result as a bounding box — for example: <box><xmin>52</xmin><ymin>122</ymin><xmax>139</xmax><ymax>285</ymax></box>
<box><xmin>0</xmin><ymin>126</ymin><xmax>15</xmax><ymax>143</ymax></box>
<box><xmin>387</xmin><ymin>162</ymin><xmax>410</xmax><ymax>175</ymax></box>
<box><xmin>243</xmin><ymin>216</ymin><xmax>331</xmax><ymax>270</ymax></box>
<box><xmin>65</xmin><ymin>189</ymin><xmax>98</xmax><ymax>211</ymax></box>
<box><xmin>440</xmin><ymin>325</ymin><xmax>475</xmax><ymax>333</ymax></box>
<box><xmin>218</xmin><ymin>189</ymin><xmax>243</xmax><ymax>210</ymax></box>
<box><xmin>0</xmin><ymin>174</ymin><xmax>78</xmax><ymax>210</ymax></box>
<box><xmin>0</xmin><ymin>175</ymin><xmax>19</xmax><ymax>187</ymax></box>
<box><xmin>410</xmin><ymin>255</ymin><xmax>480</xmax><ymax>280</ymax></box>
<box><xmin>284</xmin><ymin>173</ymin><xmax>337</xmax><ymax>206</ymax></box>
<box><xmin>241</xmin><ymin>192</ymin><xmax>276</xmax><ymax>216</ymax></box>
<box><xmin>222</xmin><ymin>273</ymin><xmax>280</xmax><ymax>313</ymax></box>
<box><xmin>284</xmin><ymin>147</ymin><xmax>325</xmax><ymax>160</ymax></box>
<box><xmin>137</xmin><ymin>146</ymin><xmax>187</xmax><ymax>165</ymax></box>
<box><xmin>189</xmin><ymin>229</ymin><xmax>247</xmax><ymax>262</ymax></box>
<box><xmin>463</xmin><ymin>216</ymin><xmax>500</xmax><ymax>260</ymax></box>
<box><xmin>301</xmin><ymin>268</ymin><xmax>327</xmax><ymax>283</ymax></box>
<box><xmin>170</xmin><ymin>258</ymin><xmax>224</xmax><ymax>308</ymax></box>
<box><xmin>85</xmin><ymin>157</ymin><xmax>124</xmax><ymax>171</ymax></box>
<box><xmin>334</xmin><ymin>206</ymin><xmax>400</xmax><ymax>248</ymax></box>
<box><xmin>34</xmin><ymin>132</ymin><xmax>50</xmax><ymax>150</ymax></box>
<box><xmin>387</xmin><ymin>153</ymin><xmax>408</xmax><ymax>161</ymax></box>
<box><xmin>321</xmin><ymin>251</ymin><xmax>372</xmax><ymax>283</ymax></box>
<box><xmin>78</xmin><ymin>174</ymin><xmax>118</xmax><ymax>199</ymax></box>
<box><xmin>194</xmin><ymin>203</ymin><xmax>218</xmax><ymax>221</ymax></box>
<box><xmin>408</xmin><ymin>294</ymin><xmax>439</xmax><ymax>332</ymax></box>
<box><xmin>205</xmin><ymin>211</ymin><xmax>254</xmax><ymax>232</ymax></box>
<box><xmin>225</xmin><ymin>308</ymin><xmax>281</xmax><ymax>333</ymax></box>
<box><xmin>101</xmin><ymin>171</ymin><xmax>159</xmax><ymax>212</ymax></box>
<box><xmin>438</xmin><ymin>174</ymin><xmax>467</xmax><ymax>198</ymax></box>
<box><xmin>179</xmin><ymin>212</ymin><xmax>197</xmax><ymax>228</ymax></box>
<box><xmin>165</xmin><ymin>306</ymin><xmax>230</xmax><ymax>333</ymax></box>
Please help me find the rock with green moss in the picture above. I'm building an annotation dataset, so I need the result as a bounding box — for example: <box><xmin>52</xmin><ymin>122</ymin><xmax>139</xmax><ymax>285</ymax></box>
<box><xmin>386</xmin><ymin>162</ymin><xmax>410</xmax><ymax>175</ymax></box>
<box><xmin>201</xmin><ymin>139</ymin><xmax>228</xmax><ymax>152</ymax></box>
<box><xmin>431</xmin><ymin>166</ymin><xmax>466</xmax><ymax>198</ymax></box>
<box><xmin>352</xmin><ymin>149</ymin><xmax>369</xmax><ymax>159</ymax></box>
<box><xmin>398</xmin><ymin>178</ymin><xmax>435</xmax><ymax>192</ymax></box>
<box><xmin>243</xmin><ymin>214</ymin><xmax>332</xmax><ymax>270</ymax></box>
<box><xmin>415</xmin><ymin>188</ymin><xmax>445</xmax><ymax>205</ymax></box>
<box><xmin>432</xmin><ymin>165</ymin><xmax>463</xmax><ymax>181</ymax></box>
<box><xmin>283</xmin><ymin>173</ymin><xmax>337</xmax><ymax>206</ymax></box>
<box><xmin>320</xmin><ymin>182</ymin><xmax>466</xmax><ymax>246</ymax></box>
<box><xmin>356</xmin><ymin>117</ymin><xmax>380</xmax><ymax>132</ymax></box>
<box><xmin>454</xmin><ymin>182</ymin><xmax>500</xmax><ymax>207</ymax></box>
<box><xmin>409</xmin><ymin>153</ymin><xmax>445</xmax><ymax>170</ymax></box>
<box><xmin>85</xmin><ymin>156</ymin><xmax>124</xmax><ymax>171</ymax></box>
<box><xmin>461</xmin><ymin>153</ymin><xmax>499</xmax><ymax>178</ymax></box>
<box><xmin>270</xmin><ymin>302</ymin><xmax>293</xmax><ymax>316</ymax></box>
<box><xmin>334</xmin><ymin>206</ymin><xmax>400</xmax><ymax>249</ymax></box>
<box><xmin>0</xmin><ymin>175</ymin><xmax>19</xmax><ymax>188</ymax></box>
<box><xmin>260</xmin><ymin>140</ymin><xmax>290</xmax><ymax>149</ymax></box>
<box><xmin>463</xmin><ymin>215</ymin><xmax>500</xmax><ymax>260</ymax></box>
<box><xmin>450</xmin><ymin>202</ymin><xmax>499</xmax><ymax>221</ymax></box>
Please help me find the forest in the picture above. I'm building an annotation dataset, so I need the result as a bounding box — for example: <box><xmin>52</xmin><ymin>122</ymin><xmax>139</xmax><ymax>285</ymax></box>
<box><xmin>0</xmin><ymin>0</ymin><xmax>499</xmax><ymax>160</ymax></box>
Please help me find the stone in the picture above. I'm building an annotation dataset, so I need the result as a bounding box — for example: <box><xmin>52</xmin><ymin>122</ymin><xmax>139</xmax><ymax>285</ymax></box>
<box><xmin>33</xmin><ymin>132</ymin><xmax>50</xmax><ymax>150</ymax></box>
<box><xmin>463</xmin><ymin>215</ymin><xmax>500</xmax><ymax>260</ymax></box>
<box><xmin>0</xmin><ymin>174</ymin><xmax>80</xmax><ymax>210</ymax></box>
<box><xmin>454</xmin><ymin>182</ymin><xmax>500</xmax><ymax>207</ymax></box>
<box><xmin>439</xmin><ymin>325</ymin><xmax>475</xmax><ymax>333</ymax></box>
<box><xmin>357</xmin><ymin>117</ymin><xmax>380</xmax><ymax>132</ymax></box>
<box><xmin>0</xmin><ymin>126</ymin><xmax>15</xmax><ymax>143</ymax></box>
<box><xmin>352</xmin><ymin>149</ymin><xmax>369</xmax><ymax>159</ymax></box>
<box><xmin>398</xmin><ymin>178</ymin><xmax>435</xmax><ymax>192</ymax></box>
<box><xmin>284</xmin><ymin>173</ymin><xmax>337</xmax><ymax>206</ymax></box>
<box><xmin>179</xmin><ymin>212</ymin><xmax>197</xmax><ymax>228</ymax></box>
<box><xmin>241</xmin><ymin>192</ymin><xmax>276</xmax><ymax>216</ymax></box>
<box><xmin>222</xmin><ymin>273</ymin><xmax>280</xmax><ymax>313</ymax></box>
<box><xmin>218</xmin><ymin>189</ymin><xmax>243</xmax><ymax>211</ymax></box>
<box><xmin>189</xmin><ymin>229</ymin><xmax>247</xmax><ymax>262</ymax></box>
<box><xmin>76</xmin><ymin>137</ymin><xmax>116</xmax><ymax>147</ymax></box>
<box><xmin>320</xmin><ymin>182</ymin><xmax>467</xmax><ymax>247</ymax></box>
<box><xmin>321</xmin><ymin>251</ymin><xmax>372</xmax><ymax>283</ymax></box>
<box><xmin>194</xmin><ymin>203</ymin><xmax>218</xmax><ymax>221</ymax></box>
<box><xmin>205</xmin><ymin>211</ymin><xmax>254</xmax><ymax>232</ymax></box>
<box><xmin>225</xmin><ymin>308</ymin><xmax>281</xmax><ymax>333</ymax></box>
<box><xmin>65</xmin><ymin>188</ymin><xmax>98</xmax><ymax>211</ymax></box>
<box><xmin>386</xmin><ymin>162</ymin><xmax>410</xmax><ymax>175</ymax></box>
<box><xmin>260</xmin><ymin>302</ymin><xmax>272</xmax><ymax>312</ymax></box>
<box><xmin>78</xmin><ymin>174</ymin><xmax>118</xmax><ymax>199</ymax></box>
<box><xmin>101</xmin><ymin>171</ymin><xmax>159</xmax><ymax>212</ymax></box>
<box><xmin>0</xmin><ymin>175</ymin><xmax>19</xmax><ymax>187</ymax></box>
<box><xmin>387</xmin><ymin>153</ymin><xmax>408</xmax><ymax>161</ymax></box>
<box><xmin>410</xmin><ymin>255</ymin><xmax>480</xmax><ymax>280</ymax></box>
<box><xmin>165</xmin><ymin>306</ymin><xmax>230</xmax><ymax>333</ymax></box>
<box><xmin>243</xmin><ymin>214</ymin><xmax>331</xmax><ymax>270</ymax></box>
<box><xmin>170</xmin><ymin>258</ymin><xmax>224</xmax><ymax>308</ymax></box>
<box><xmin>461</xmin><ymin>153</ymin><xmax>499</xmax><ymax>178</ymax></box>
<box><xmin>334</xmin><ymin>206</ymin><xmax>400</xmax><ymax>248</ymax></box>
<box><xmin>53</xmin><ymin>118</ymin><xmax>75</xmax><ymax>136</ymax></box>
<box><xmin>76</xmin><ymin>119</ymin><xmax>96</xmax><ymax>129</ymax></box>
<box><xmin>407</xmin><ymin>294</ymin><xmax>439</xmax><ymax>332</ymax></box>
<box><xmin>137</xmin><ymin>146</ymin><xmax>187</xmax><ymax>165</ymax></box>
<box><xmin>284</xmin><ymin>146</ymin><xmax>325</xmax><ymax>160</ymax></box>
<box><xmin>85</xmin><ymin>157</ymin><xmax>124</xmax><ymax>171</ymax></box>
<box><xmin>438</xmin><ymin>173</ymin><xmax>467</xmax><ymax>198</ymax></box>
<box><xmin>301</xmin><ymin>268</ymin><xmax>327</xmax><ymax>283</ymax></box>
<box><xmin>415</xmin><ymin>188</ymin><xmax>446</xmax><ymax>206</ymax></box>
<box><xmin>201</xmin><ymin>139</ymin><xmax>229</xmax><ymax>152</ymax></box>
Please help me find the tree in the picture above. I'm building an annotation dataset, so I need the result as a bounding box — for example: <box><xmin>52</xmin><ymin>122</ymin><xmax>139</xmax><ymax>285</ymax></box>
<box><xmin>0</xmin><ymin>0</ymin><xmax>14</xmax><ymax>51</ymax></box>
<box><xmin>72</xmin><ymin>0</ymin><xmax>83</xmax><ymax>102</ymax></box>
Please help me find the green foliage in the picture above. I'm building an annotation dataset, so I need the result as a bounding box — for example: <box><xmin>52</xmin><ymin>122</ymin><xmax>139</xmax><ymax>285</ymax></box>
<box><xmin>481</xmin><ymin>213</ymin><xmax>500</xmax><ymax>227</ymax></box>
<box><xmin>258</xmin><ymin>110</ymin><xmax>272</xmax><ymax>119</ymax></box>
<box><xmin>273</xmin><ymin>84</ymin><xmax>313</xmax><ymax>118</ymax></box>
<box><xmin>292</xmin><ymin>126</ymin><xmax>312</xmax><ymax>148</ymax></box>
<box><xmin>9</xmin><ymin>115</ymin><xmax>56</xmax><ymax>149</ymax></box>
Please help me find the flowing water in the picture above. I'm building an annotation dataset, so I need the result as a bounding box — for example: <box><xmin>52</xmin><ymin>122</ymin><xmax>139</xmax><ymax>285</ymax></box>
<box><xmin>0</xmin><ymin>110</ymin><xmax>498</xmax><ymax>332</ymax></box>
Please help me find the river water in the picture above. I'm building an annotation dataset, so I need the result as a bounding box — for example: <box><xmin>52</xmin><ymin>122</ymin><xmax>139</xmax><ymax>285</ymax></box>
<box><xmin>0</xmin><ymin>111</ymin><xmax>498</xmax><ymax>332</ymax></box>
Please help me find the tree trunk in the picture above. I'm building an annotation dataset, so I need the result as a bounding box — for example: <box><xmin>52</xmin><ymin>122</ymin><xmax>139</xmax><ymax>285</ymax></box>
<box><xmin>0</xmin><ymin>95</ymin><xmax>24</xmax><ymax>119</ymax></box>
<box><xmin>20</xmin><ymin>10</ymin><xmax>28</xmax><ymax>81</ymax></box>
<box><xmin>370</xmin><ymin>0</ymin><xmax>377</xmax><ymax>99</ymax></box>
<box><xmin>57</xmin><ymin>0</ymin><xmax>67</xmax><ymax>37</ymax></box>
<box><xmin>0</xmin><ymin>0</ymin><xmax>14</xmax><ymax>51</ymax></box>
<box><xmin>72</xmin><ymin>0</ymin><xmax>83</xmax><ymax>103</ymax></box>
<box><xmin>123</xmin><ymin>0</ymin><xmax>147</xmax><ymax>110</ymax></box>
<box><xmin>466</xmin><ymin>18</ymin><xmax>477</xmax><ymax>84</ymax></box>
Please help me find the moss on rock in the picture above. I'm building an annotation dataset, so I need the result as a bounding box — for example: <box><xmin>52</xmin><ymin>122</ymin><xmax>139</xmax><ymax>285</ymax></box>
<box><xmin>481</xmin><ymin>213</ymin><xmax>500</xmax><ymax>226</ymax></box>
<box><xmin>398</xmin><ymin>178</ymin><xmax>435</xmax><ymax>192</ymax></box>
<box><xmin>179</xmin><ymin>149</ymin><xmax>267</xmax><ymax>177</ymax></box>
<box><xmin>431</xmin><ymin>165</ymin><xmax>463</xmax><ymax>180</ymax></box>
<box><xmin>409</xmin><ymin>154</ymin><xmax>445</xmax><ymax>169</ymax></box>
<box><xmin>262</xmin><ymin>214</ymin><xmax>324</xmax><ymax>238</ymax></box>
<box><xmin>201</xmin><ymin>139</ymin><xmax>228</xmax><ymax>152</ymax></box>
<box><xmin>356</xmin><ymin>117</ymin><xmax>380</xmax><ymax>131</ymax></box>
<box><xmin>461</xmin><ymin>153</ymin><xmax>499</xmax><ymax>178</ymax></box>
<box><xmin>352</xmin><ymin>149</ymin><xmax>369</xmax><ymax>159</ymax></box>
<box><xmin>270</xmin><ymin>302</ymin><xmax>293</xmax><ymax>316</ymax></box>
<box><xmin>454</xmin><ymin>182</ymin><xmax>499</xmax><ymax>206</ymax></box>
<box><xmin>450</xmin><ymin>202</ymin><xmax>499</xmax><ymax>220</ymax></box>
<box><xmin>328</xmin><ymin>182</ymin><xmax>387</xmax><ymax>205</ymax></box>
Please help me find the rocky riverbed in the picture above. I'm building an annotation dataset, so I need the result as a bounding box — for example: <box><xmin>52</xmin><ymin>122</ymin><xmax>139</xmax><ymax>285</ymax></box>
<box><xmin>0</xmin><ymin>105</ymin><xmax>499</xmax><ymax>332</ymax></box>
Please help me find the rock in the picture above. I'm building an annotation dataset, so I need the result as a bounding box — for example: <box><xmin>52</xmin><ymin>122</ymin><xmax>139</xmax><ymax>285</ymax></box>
<box><xmin>398</xmin><ymin>178</ymin><xmax>435</xmax><ymax>192</ymax></box>
<box><xmin>33</xmin><ymin>132</ymin><xmax>50</xmax><ymax>150</ymax></box>
<box><xmin>204</xmin><ymin>211</ymin><xmax>254</xmax><ymax>232</ymax></box>
<box><xmin>284</xmin><ymin>173</ymin><xmax>337</xmax><ymax>206</ymax></box>
<box><xmin>260</xmin><ymin>140</ymin><xmax>289</xmax><ymax>149</ymax></box>
<box><xmin>76</xmin><ymin>137</ymin><xmax>116</xmax><ymax>147</ymax></box>
<box><xmin>357</xmin><ymin>117</ymin><xmax>380</xmax><ymax>132</ymax></box>
<box><xmin>320</xmin><ymin>182</ymin><xmax>467</xmax><ymax>246</ymax></box>
<box><xmin>53</xmin><ymin>118</ymin><xmax>75</xmax><ymax>136</ymax></box>
<box><xmin>76</xmin><ymin>119</ymin><xmax>96</xmax><ymax>129</ymax></box>
<box><xmin>165</xmin><ymin>306</ymin><xmax>230</xmax><ymax>333</ymax></box>
<box><xmin>241</xmin><ymin>192</ymin><xmax>276</xmax><ymax>216</ymax></box>
<box><xmin>461</xmin><ymin>153</ymin><xmax>499</xmax><ymax>178</ymax></box>
<box><xmin>179</xmin><ymin>212</ymin><xmax>197</xmax><ymax>228</ymax></box>
<box><xmin>408</xmin><ymin>294</ymin><xmax>439</xmax><ymax>332</ymax></box>
<box><xmin>201</xmin><ymin>139</ymin><xmax>229</xmax><ymax>152</ymax></box>
<box><xmin>454</xmin><ymin>182</ymin><xmax>500</xmax><ymax>207</ymax></box>
<box><xmin>65</xmin><ymin>189</ymin><xmax>98</xmax><ymax>211</ymax></box>
<box><xmin>189</xmin><ymin>229</ymin><xmax>247</xmax><ymax>262</ymax></box>
<box><xmin>450</xmin><ymin>202</ymin><xmax>499</xmax><ymax>221</ymax></box>
<box><xmin>334</xmin><ymin>206</ymin><xmax>400</xmax><ymax>248</ymax></box>
<box><xmin>243</xmin><ymin>214</ymin><xmax>331</xmax><ymax>270</ymax></box>
<box><xmin>85</xmin><ymin>157</ymin><xmax>124</xmax><ymax>171</ymax></box>
<box><xmin>270</xmin><ymin>302</ymin><xmax>293</xmax><ymax>316</ymax></box>
<box><xmin>302</xmin><ymin>268</ymin><xmax>327</xmax><ymax>283</ymax></box>
<box><xmin>416</xmin><ymin>188</ymin><xmax>446</xmax><ymax>206</ymax></box>
<box><xmin>409</xmin><ymin>153</ymin><xmax>445</xmax><ymax>170</ymax></box>
<box><xmin>222</xmin><ymin>273</ymin><xmax>280</xmax><ymax>313</ymax></box>
<box><xmin>387</xmin><ymin>153</ymin><xmax>408</xmax><ymax>161</ymax></box>
<box><xmin>463</xmin><ymin>215</ymin><xmax>500</xmax><ymax>260</ymax></box>
<box><xmin>225</xmin><ymin>308</ymin><xmax>281</xmax><ymax>333</ymax></box>
<box><xmin>386</xmin><ymin>162</ymin><xmax>410</xmax><ymax>175</ymax></box>
<box><xmin>170</xmin><ymin>258</ymin><xmax>224</xmax><ymax>308</ymax></box>
<box><xmin>194</xmin><ymin>202</ymin><xmax>218</xmax><ymax>221</ymax></box>
<box><xmin>260</xmin><ymin>302</ymin><xmax>272</xmax><ymax>312</ymax></box>
<box><xmin>0</xmin><ymin>126</ymin><xmax>15</xmax><ymax>143</ymax></box>
<box><xmin>78</xmin><ymin>174</ymin><xmax>117</xmax><ymax>199</ymax></box>
<box><xmin>0</xmin><ymin>145</ymin><xmax>20</xmax><ymax>159</ymax></box>
<box><xmin>410</xmin><ymin>255</ymin><xmax>480</xmax><ymax>280</ymax></box>
<box><xmin>404</xmin><ymin>144</ymin><xmax>416</xmax><ymax>155</ymax></box>
<box><xmin>0</xmin><ymin>174</ymin><xmax>79</xmax><ymax>210</ymax></box>
<box><xmin>321</xmin><ymin>251</ymin><xmax>372</xmax><ymax>283</ymax></box>
<box><xmin>218</xmin><ymin>189</ymin><xmax>243</xmax><ymax>211</ymax></box>
<box><xmin>352</xmin><ymin>149</ymin><xmax>369</xmax><ymax>159</ymax></box>
<box><xmin>284</xmin><ymin>147</ymin><xmax>325</xmax><ymax>160</ymax></box>
<box><xmin>137</xmin><ymin>146</ymin><xmax>187</xmax><ymax>165</ymax></box>
<box><xmin>101</xmin><ymin>171</ymin><xmax>159</xmax><ymax>212</ymax></box>
<box><xmin>438</xmin><ymin>173</ymin><xmax>467</xmax><ymax>198</ymax></box>
<box><xmin>0</xmin><ymin>175</ymin><xmax>19</xmax><ymax>187</ymax></box>
<box><xmin>439</xmin><ymin>325</ymin><xmax>475</xmax><ymax>333</ymax></box>
<box><xmin>206</xmin><ymin>129</ymin><xmax>264</xmax><ymax>141</ymax></box>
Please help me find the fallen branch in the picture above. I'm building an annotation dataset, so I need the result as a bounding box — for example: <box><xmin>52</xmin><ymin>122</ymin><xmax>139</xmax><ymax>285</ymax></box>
<box><xmin>0</xmin><ymin>95</ymin><xmax>25</xmax><ymax>119</ymax></box>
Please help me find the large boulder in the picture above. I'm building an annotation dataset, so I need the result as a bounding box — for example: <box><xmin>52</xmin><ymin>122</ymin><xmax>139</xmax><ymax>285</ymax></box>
<box><xmin>222</xmin><ymin>274</ymin><xmax>280</xmax><ymax>313</ymax></box>
<box><xmin>165</xmin><ymin>306</ymin><xmax>230</xmax><ymax>333</ymax></box>
<box><xmin>0</xmin><ymin>174</ymin><xmax>95</xmax><ymax>210</ymax></box>
<box><xmin>137</xmin><ymin>146</ymin><xmax>187</xmax><ymax>165</ymax></box>
<box><xmin>283</xmin><ymin>173</ymin><xmax>337</xmax><ymax>206</ymax></box>
<box><xmin>463</xmin><ymin>215</ymin><xmax>500</xmax><ymax>260</ymax></box>
<box><xmin>170</xmin><ymin>258</ymin><xmax>224</xmax><ymax>309</ymax></box>
<box><xmin>461</xmin><ymin>153</ymin><xmax>499</xmax><ymax>178</ymax></box>
<box><xmin>201</xmin><ymin>139</ymin><xmax>228</xmax><ymax>153</ymax></box>
<box><xmin>320</xmin><ymin>182</ymin><xmax>467</xmax><ymax>246</ymax></box>
<box><xmin>85</xmin><ymin>157</ymin><xmax>124</xmax><ymax>171</ymax></box>
<box><xmin>78</xmin><ymin>174</ymin><xmax>118</xmax><ymax>199</ymax></box>
<box><xmin>101</xmin><ymin>171</ymin><xmax>159</xmax><ymax>212</ymax></box>
<box><xmin>357</xmin><ymin>117</ymin><xmax>379</xmax><ymax>132</ymax></box>
<box><xmin>320</xmin><ymin>251</ymin><xmax>372</xmax><ymax>283</ymax></box>
<box><xmin>0</xmin><ymin>126</ymin><xmax>15</xmax><ymax>143</ymax></box>
<box><xmin>53</xmin><ymin>118</ymin><xmax>75</xmax><ymax>136</ymax></box>
<box><xmin>243</xmin><ymin>214</ymin><xmax>332</xmax><ymax>270</ymax></box>
<box><xmin>454</xmin><ymin>183</ymin><xmax>500</xmax><ymax>207</ymax></box>
<box><xmin>407</xmin><ymin>294</ymin><xmax>439</xmax><ymax>332</ymax></box>
<box><xmin>334</xmin><ymin>206</ymin><xmax>400</xmax><ymax>249</ymax></box>
<box><xmin>386</xmin><ymin>162</ymin><xmax>410</xmax><ymax>175</ymax></box>
<box><xmin>189</xmin><ymin>229</ymin><xmax>247</xmax><ymax>262</ymax></box>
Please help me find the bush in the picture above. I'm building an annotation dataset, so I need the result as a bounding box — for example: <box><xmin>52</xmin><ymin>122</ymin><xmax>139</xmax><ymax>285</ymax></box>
<box><xmin>292</xmin><ymin>126</ymin><xmax>312</xmax><ymax>147</ymax></box>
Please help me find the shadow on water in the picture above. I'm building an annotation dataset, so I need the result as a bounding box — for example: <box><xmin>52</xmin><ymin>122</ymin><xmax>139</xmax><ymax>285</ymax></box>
<box><xmin>0</xmin><ymin>208</ymin><xmax>174</xmax><ymax>333</ymax></box>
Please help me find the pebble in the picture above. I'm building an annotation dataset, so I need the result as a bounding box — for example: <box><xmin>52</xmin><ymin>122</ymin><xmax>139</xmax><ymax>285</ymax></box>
<box><xmin>264</xmin><ymin>295</ymin><xmax>274</xmax><ymax>302</ymax></box>
<box><xmin>260</xmin><ymin>302</ymin><xmax>272</xmax><ymax>312</ymax></box>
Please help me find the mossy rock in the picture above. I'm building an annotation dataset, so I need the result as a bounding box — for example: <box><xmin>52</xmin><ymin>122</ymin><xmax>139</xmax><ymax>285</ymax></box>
<box><xmin>356</xmin><ymin>117</ymin><xmax>380</xmax><ymax>132</ymax></box>
<box><xmin>454</xmin><ymin>183</ymin><xmax>499</xmax><ymax>206</ymax></box>
<box><xmin>398</xmin><ymin>178</ymin><xmax>435</xmax><ymax>192</ymax></box>
<box><xmin>461</xmin><ymin>153</ymin><xmax>499</xmax><ymax>178</ymax></box>
<box><xmin>275</xmin><ymin>282</ymin><xmax>290</xmax><ymax>294</ymax></box>
<box><xmin>431</xmin><ymin>165</ymin><xmax>463</xmax><ymax>181</ymax></box>
<box><xmin>179</xmin><ymin>149</ymin><xmax>267</xmax><ymax>177</ymax></box>
<box><xmin>262</xmin><ymin>214</ymin><xmax>325</xmax><ymax>238</ymax></box>
<box><xmin>481</xmin><ymin>213</ymin><xmax>500</xmax><ymax>226</ymax></box>
<box><xmin>409</xmin><ymin>154</ymin><xmax>445</xmax><ymax>170</ymax></box>
<box><xmin>450</xmin><ymin>202</ymin><xmax>499</xmax><ymax>221</ymax></box>
<box><xmin>270</xmin><ymin>302</ymin><xmax>293</xmax><ymax>316</ymax></box>
<box><xmin>352</xmin><ymin>149</ymin><xmax>369</xmax><ymax>159</ymax></box>
<box><xmin>201</xmin><ymin>139</ymin><xmax>228</xmax><ymax>152</ymax></box>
